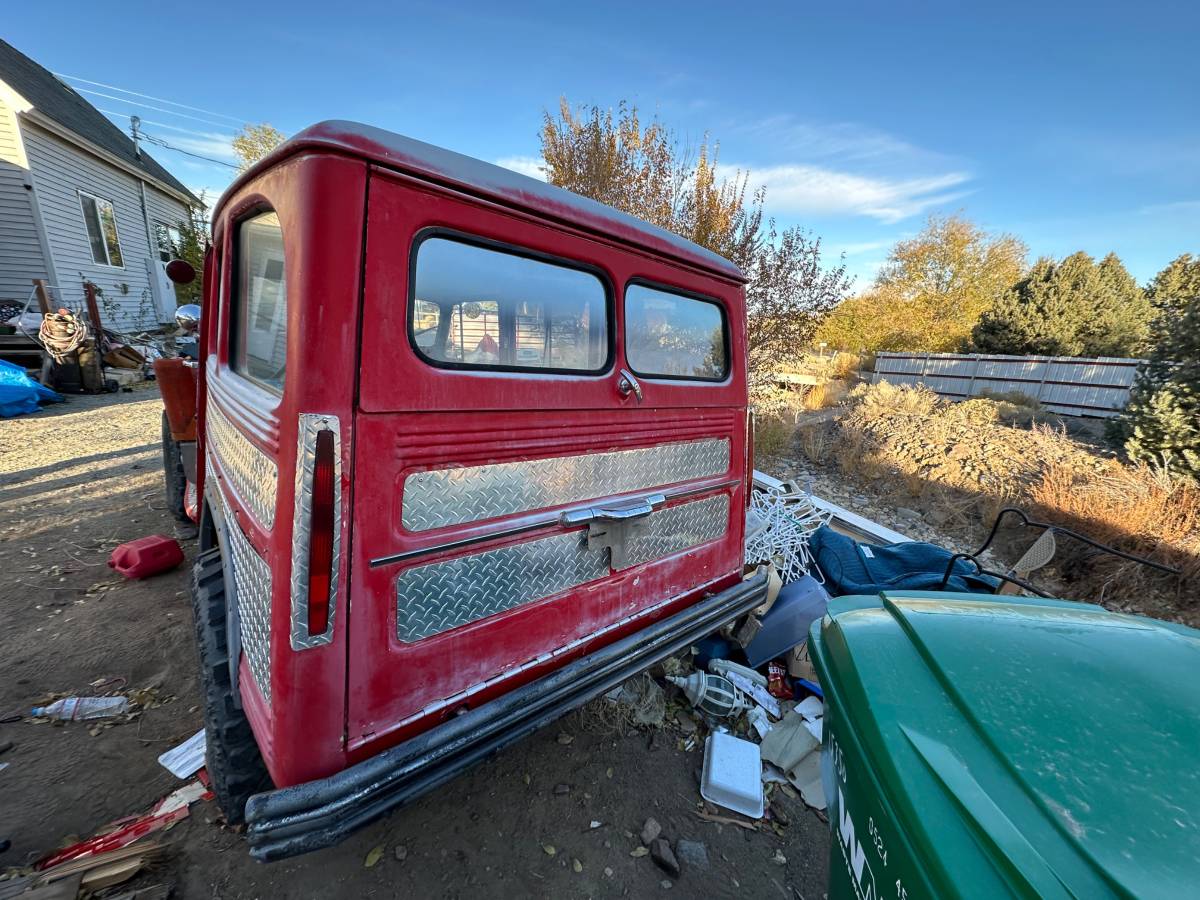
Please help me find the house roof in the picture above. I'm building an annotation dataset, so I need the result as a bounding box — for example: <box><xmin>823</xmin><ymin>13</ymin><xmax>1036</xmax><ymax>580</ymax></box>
<box><xmin>220</xmin><ymin>120</ymin><xmax>746</xmax><ymax>283</ymax></box>
<box><xmin>0</xmin><ymin>39</ymin><xmax>199</xmax><ymax>205</ymax></box>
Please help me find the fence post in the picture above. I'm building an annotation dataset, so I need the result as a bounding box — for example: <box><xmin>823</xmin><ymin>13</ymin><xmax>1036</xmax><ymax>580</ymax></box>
<box><xmin>1033</xmin><ymin>356</ymin><xmax>1052</xmax><ymax>404</ymax></box>
<box><xmin>965</xmin><ymin>354</ymin><xmax>982</xmax><ymax>399</ymax></box>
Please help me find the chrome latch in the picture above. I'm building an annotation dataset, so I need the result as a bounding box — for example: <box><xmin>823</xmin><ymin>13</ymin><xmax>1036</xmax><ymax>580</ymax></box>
<box><xmin>617</xmin><ymin>368</ymin><xmax>643</xmax><ymax>403</ymax></box>
<box><xmin>560</xmin><ymin>493</ymin><xmax>665</xmax><ymax>569</ymax></box>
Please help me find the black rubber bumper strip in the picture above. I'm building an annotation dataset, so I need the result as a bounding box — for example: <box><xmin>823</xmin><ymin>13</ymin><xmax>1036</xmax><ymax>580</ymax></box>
<box><xmin>245</xmin><ymin>572</ymin><xmax>769</xmax><ymax>861</ymax></box>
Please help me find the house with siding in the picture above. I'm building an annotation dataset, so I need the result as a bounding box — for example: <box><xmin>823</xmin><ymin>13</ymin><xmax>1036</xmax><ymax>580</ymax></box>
<box><xmin>0</xmin><ymin>39</ymin><xmax>200</xmax><ymax>331</ymax></box>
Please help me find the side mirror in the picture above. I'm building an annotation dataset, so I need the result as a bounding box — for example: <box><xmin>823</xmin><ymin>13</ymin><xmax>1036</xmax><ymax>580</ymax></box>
<box><xmin>175</xmin><ymin>304</ymin><xmax>201</xmax><ymax>334</ymax></box>
<box><xmin>165</xmin><ymin>258</ymin><xmax>196</xmax><ymax>285</ymax></box>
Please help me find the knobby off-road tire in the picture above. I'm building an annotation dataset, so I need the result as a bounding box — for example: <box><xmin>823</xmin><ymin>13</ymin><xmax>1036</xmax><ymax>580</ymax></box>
<box><xmin>161</xmin><ymin>411</ymin><xmax>189</xmax><ymax>522</ymax></box>
<box><xmin>192</xmin><ymin>546</ymin><xmax>272</xmax><ymax>824</ymax></box>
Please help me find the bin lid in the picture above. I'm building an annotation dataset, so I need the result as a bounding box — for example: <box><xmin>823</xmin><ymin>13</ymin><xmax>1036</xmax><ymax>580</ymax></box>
<box><xmin>811</xmin><ymin>591</ymin><xmax>1200</xmax><ymax>898</ymax></box>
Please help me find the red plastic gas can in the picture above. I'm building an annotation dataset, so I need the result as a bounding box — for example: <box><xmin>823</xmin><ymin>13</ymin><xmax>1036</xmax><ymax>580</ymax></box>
<box><xmin>108</xmin><ymin>535</ymin><xmax>184</xmax><ymax>579</ymax></box>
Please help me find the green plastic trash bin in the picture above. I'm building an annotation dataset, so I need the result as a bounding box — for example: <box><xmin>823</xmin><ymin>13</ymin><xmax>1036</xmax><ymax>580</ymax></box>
<box><xmin>809</xmin><ymin>591</ymin><xmax>1200</xmax><ymax>899</ymax></box>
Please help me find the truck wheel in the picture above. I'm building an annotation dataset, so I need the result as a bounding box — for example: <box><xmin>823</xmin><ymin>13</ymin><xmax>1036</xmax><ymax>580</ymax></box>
<box><xmin>161</xmin><ymin>412</ymin><xmax>189</xmax><ymax>522</ymax></box>
<box><xmin>192</xmin><ymin>546</ymin><xmax>272</xmax><ymax>824</ymax></box>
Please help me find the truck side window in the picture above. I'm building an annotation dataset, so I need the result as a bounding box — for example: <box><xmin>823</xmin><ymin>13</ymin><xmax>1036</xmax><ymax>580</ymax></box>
<box><xmin>410</xmin><ymin>235</ymin><xmax>609</xmax><ymax>373</ymax></box>
<box><xmin>232</xmin><ymin>211</ymin><xmax>287</xmax><ymax>391</ymax></box>
<box><xmin>624</xmin><ymin>283</ymin><xmax>728</xmax><ymax>380</ymax></box>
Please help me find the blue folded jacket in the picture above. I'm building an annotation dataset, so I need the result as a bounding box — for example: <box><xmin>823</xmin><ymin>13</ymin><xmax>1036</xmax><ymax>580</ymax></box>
<box><xmin>809</xmin><ymin>525</ymin><xmax>999</xmax><ymax>596</ymax></box>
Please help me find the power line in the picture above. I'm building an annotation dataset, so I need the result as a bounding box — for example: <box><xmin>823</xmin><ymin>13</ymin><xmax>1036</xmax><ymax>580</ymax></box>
<box><xmin>56</xmin><ymin>72</ymin><xmax>245</xmax><ymax>125</ymax></box>
<box><xmin>72</xmin><ymin>87</ymin><xmax>238</xmax><ymax>129</ymax></box>
<box><xmin>100</xmin><ymin>109</ymin><xmax>233</xmax><ymax>140</ymax></box>
<box><xmin>139</xmin><ymin>132</ymin><xmax>240</xmax><ymax>170</ymax></box>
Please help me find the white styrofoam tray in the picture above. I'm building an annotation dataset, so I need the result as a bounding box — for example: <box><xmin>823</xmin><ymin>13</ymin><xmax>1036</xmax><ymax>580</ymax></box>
<box><xmin>700</xmin><ymin>731</ymin><xmax>764</xmax><ymax>818</ymax></box>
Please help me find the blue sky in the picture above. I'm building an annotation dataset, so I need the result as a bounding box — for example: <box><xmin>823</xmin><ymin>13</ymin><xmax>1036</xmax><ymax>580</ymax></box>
<box><xmin>7</xmin><ymin>0</ymin><xmax>1197</xmax><ymax>287</ymax></box>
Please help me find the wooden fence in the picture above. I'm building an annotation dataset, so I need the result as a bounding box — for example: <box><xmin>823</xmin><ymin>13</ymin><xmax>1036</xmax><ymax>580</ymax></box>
<box><xmin>871</xmin><ymin>352</ymin><xmax>1144</xmax><ymax>418</ymax></box>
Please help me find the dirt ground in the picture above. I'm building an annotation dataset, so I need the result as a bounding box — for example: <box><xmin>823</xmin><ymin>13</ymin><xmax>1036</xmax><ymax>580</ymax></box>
<box><xmin>0</xmin><ymin>386</ymin><xmax>830</xmax><ymax>899</ymax></box>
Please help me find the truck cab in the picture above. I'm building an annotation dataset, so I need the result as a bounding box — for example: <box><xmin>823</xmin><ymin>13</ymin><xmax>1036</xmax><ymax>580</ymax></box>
<box><xmin>169</xmin><ymin>121</ymin><xmax>767</xmax><ymax>859</ymax></box>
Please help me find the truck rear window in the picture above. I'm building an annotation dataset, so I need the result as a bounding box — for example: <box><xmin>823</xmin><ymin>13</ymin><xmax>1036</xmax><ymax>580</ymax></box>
<box><xmin>410</xmin><ymin>235</ymin><xmax>609</xmax><ymax>373</ymax></box>
<box><xmin>232</xmin><ymin>211</ymin><xmax>287</xmax><ymax>391</ymax></box>
<box><xmin>625</xmin><ymin>283</ymin><xmax>728</xmax><ymax>380</ymax></box>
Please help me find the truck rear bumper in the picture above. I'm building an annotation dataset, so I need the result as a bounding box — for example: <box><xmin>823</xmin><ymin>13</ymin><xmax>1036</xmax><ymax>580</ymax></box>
<box><xmin>244</xmin><ymin>571</ymin><xmax>768</xmax><ymax>861</ymax></box>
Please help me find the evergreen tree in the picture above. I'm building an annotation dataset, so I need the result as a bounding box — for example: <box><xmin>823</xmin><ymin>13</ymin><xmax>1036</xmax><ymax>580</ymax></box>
<box><xmin>972</xmin><ymin>251</ymin><xmax>1151</xmax><ymax>357</ymax></box>
<box><xmin>1118</xmin><ymin>254</ymin><xmax>1200</xmax><ymax>480</ymax></box>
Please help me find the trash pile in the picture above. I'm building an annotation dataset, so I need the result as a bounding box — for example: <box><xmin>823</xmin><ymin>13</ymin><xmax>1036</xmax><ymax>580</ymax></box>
<box><xmin>605</xmin><ymin>480</ymin><xmax>835</xmax><ymax>852</ymax></box>
<box><xmin>0</xmin><ymin>715</ymin><xmax>208</xmax><ymax>899</ymax></box>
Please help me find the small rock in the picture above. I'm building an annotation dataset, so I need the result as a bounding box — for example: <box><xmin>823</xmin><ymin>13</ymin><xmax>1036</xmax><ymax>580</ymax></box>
<box><xmin>606</xmin><ymin>766</ymin><xmax>614</xmax><ymax>779</ymax></box>
<box><xmin>630</xmin><ymin>846</ymin><xmax>649</xmax><ymax>858</ymax></box>
<box><xmin>661</xmin><ymin>879</ymin><xmax>673</xmax><ymax>890</ymax></box>
<box><xmin>770</xmin><ymin>849</ymin><xmax>788</xmax><ymax>866</ymax></box>
<box><xmin>572</xmin><ymin>858</ymin><xmax>583</xmax><ymax>873</ymax></box>
<box><xmin>604</xmin><ymin>867</ymin><xmax>614</xmax><ymax>877</ymax></box>
<box><xmin>556</xmin><ymin>733</ymin><xmax>574</xmax><ymax>745</ymax></box>
<box><xmin>589</xmin><ymin>820</ymin><xmax>602</xmax><ymax>829</ymax></box>
<box><xmin>894</xmin><ymin>507</ymin><xmax>922</xmax><ymax>521</ymax></box>
<box><xmin>542</xmin><ymin>844</ymin><xmax>556</xmax><ymax>856</ymax></box>
<box><xmin>394</xmin><ymin>845</ymin><xmax>408</xmax><ymax>861</ymax></box>
<box><xmin>641</xmin><ymin>817</ymin><xmax>662</xmax><ymax>846</ymax></box>
<box><xmin>650</xmin><ymin>838</ymin><xmax>680</xmax><ymax>878</ymax></box>
<box><xmin>770</xmin><ymin>800</ymin><xmax>790</xmax><ymax>827</ymax></box>
<box><xmin>675</xmin><ymin>839</ymin><xmax>709</xmax><ymax>870</ymax></box>
<box><xmin>553</xmin><ymin>783</ymin><xmax>571</xmax><ymax>795</ymax></box>
<box><xmin>925</xmin><ymin>507</ymin><xmax>951</xmax><ymax>526</ymax></box>
<box><xmin>363</xmin><ymin>845</ymin><xmax>384</xmax><ymax>868</ymax></box>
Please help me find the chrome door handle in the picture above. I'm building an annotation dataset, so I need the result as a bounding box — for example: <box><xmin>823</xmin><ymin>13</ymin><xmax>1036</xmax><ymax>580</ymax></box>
<box><xmin>559</xmin><ymin>493</ymin><xmax>666</xmax><ymax>527</ymax></box>
<box><xmin>617</xmin><ymin>368</ymin><xmax>643</xmax><ymax>403</ymax></box>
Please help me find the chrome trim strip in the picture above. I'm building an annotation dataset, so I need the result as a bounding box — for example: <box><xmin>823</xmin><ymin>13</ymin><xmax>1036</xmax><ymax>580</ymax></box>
<box><xmin>289</xmin><ymin>414</ymin><xmax>342</xmax><ymax>651</ymax></box>
<box><xmin>401</xmin><ymin>437</ymin><xmax>730</xmax><ymax>532</ymax></box>
<box><xmin>370</xmin><ymin>479</ymin><xmax>740</xmax><ymax>568</ymax></box>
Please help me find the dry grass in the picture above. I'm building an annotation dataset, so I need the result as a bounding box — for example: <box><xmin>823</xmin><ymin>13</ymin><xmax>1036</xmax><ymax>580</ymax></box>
<box><xmin>830</xmin><ymin>351</ymin><xmax>862</xmax><ymax>379</ymax></box>
<box><xmin>1029</xmin><ymin>460</ymin><xmax>1200</xmax><ymax>601</ymax></box>
<box><xmin>754</xmin><ymin>414</ymin><xmax>797</xmax><ymax>459</ymax></box>
<box><xmin>827</xmin><ymin>382</ymin><xmax>1199</xmax><ymax>616</ymax></box>
<box><xmin>801</xmin><ymin>379</ymin><xmax>849</xmax><ymax>410</ymax></box>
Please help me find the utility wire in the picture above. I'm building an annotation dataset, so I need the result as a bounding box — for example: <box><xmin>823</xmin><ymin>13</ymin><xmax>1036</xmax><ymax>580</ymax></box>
<box><xmin>56</xmin><ymin>72</ymin><xmax>245</xmax><ymax>124</ymax></box>
<box><xmin>138</xmin><ymin>132</ymin><xmax>240</xmax><ymax>170</ymax></box>
<box><xmin>99</xmin><ymin>109</ymin><xmax>234</xmax><ymax>141</ymax></box>
<box><xmin>73</xmin><ymin>87</ymin><xmax>237</xmax><ymax>129</ymax></box>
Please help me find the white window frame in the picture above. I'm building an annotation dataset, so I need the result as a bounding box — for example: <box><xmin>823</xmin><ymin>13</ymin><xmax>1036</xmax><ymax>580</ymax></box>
<box><xmin>77</xmin><ymin>190</ymin><xmax>125</xmax><ymax>268</ymax></box>
<box><xmin>154</xmin><ymin>221</ymin><xmax>183</xmax><ymax>262</ymax></box>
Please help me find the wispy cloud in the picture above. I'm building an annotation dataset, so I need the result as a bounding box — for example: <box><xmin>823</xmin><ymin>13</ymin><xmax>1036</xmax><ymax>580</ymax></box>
<box><xmin>495</xmin><ymin>155</ymin><xmax>546</xmax><ymax>181</ymax></box>
<box><xmin>1137</xmin><ymin>199</ymin><xmax>1200</xmax><ymax>217</ymax></box>
<box><xmin>833</xmin><ymin>239</ymin><xmax>895</xmax><ymax>257</ymax></box>
<box><xmin>738</xmin><ymin>164</ymin><xmax>971</xmax><ymax>224</ymax></box>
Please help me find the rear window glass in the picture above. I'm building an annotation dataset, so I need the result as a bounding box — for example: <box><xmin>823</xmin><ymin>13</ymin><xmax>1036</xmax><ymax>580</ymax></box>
<box><xmin>233</xmin><ymin>211</ymin><xmax>287</xmax><ymax>390</ymax></box>
<box><xmin>411</xmin><ymin>236</ymin><xmax>609</xmax><ymax>372</ymax></box>
<box><xmin>624</xmin><ymin>283</ymin><xmax>727</xmax><ymax>379</ymax></box>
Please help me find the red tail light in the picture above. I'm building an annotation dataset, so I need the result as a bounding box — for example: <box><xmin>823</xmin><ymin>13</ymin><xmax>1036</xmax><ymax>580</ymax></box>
<box><xmin>306</xmin><ymin>429</ymin><xmax>336</xmax><ymax>636</ymax></box>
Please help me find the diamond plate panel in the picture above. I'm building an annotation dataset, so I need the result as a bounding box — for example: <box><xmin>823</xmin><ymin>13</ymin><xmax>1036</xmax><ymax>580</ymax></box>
<box><xmin>218</xmin><ymin>474</ymin><xmax>273</xmax><ymax>706</ymax></box>
<box><xmin>395</xmin><ymin>493</ymin><xmax>730</xmax><ymax>642</ymax></box>
<box><xmin>402</xmin><ymin>438</ymin><xmax>730</xmax><ymax>531</ymax></box>
<box><xmin>206</xmin><ymin>398</ymin><xmax>278</xmax><ymax>528</ymax></box>
<box><xmin>621</xmin><ymin>494</ymin><xmax>729</xmax><ymax>569</ymax></box>
<box><xmin>396</xmin><ymin>531</ymin><xmax>609</xmax><ymax>642</ymax></box>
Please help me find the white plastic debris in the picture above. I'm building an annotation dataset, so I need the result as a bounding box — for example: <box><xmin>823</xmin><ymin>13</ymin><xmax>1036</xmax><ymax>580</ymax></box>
<box><xmin>700</xmin><ymin>732</ymin><xmax>764</xmax><ymax>818</ymax></box>
<box><xmin>158</xmin><ymin>728</ymin><xmax>206</xmax><ymax>778</ymax></box>
<box><xmin>745</xmin><ymin>486</ymin><xmax>831</xmax><ymax>583</ymax></box>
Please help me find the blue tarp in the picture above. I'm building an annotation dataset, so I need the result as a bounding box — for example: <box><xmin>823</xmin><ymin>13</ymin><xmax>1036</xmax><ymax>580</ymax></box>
<box><xmin>810</xmin><ymin>525</ymin><xmax>999</xmax><ymax>596</ymax></box>
<box><xmin>0</xmin><ymin>358</ymin><xmax>62</xmax><ymax>417</ymax></box>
